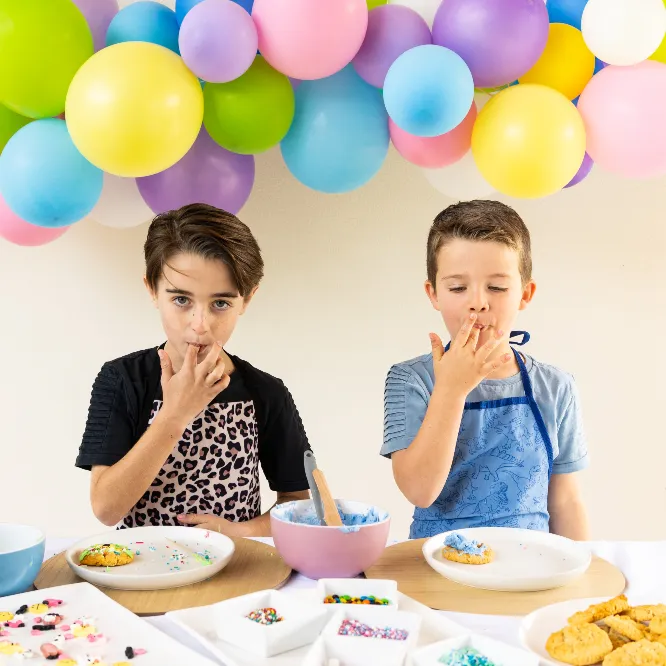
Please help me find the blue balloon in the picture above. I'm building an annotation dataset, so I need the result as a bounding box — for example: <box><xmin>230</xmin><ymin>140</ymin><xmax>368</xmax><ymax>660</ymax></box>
<box><xmin>383</xmin><ymin>45</ymin><xmax>474</xmax><ymax>138</ymax></box>
<box><xmin>107</xmin><ymin>2</ymin><xmax>180</xmax><ymax>54</ymax></box>
<box><xmin>547</xmin><ymin>0</ymin><xmax>589</xmax><ymax>30</ymax></box>
<box><xmin>281</xmin><ymin>67</ymin><xmax>389</xmax><ymax>194</ymax></box>
<box><xmin>0</xmin><ymin>119</ymin><xmax>103</xmax><ymax>228</ymax></box>
<box><xmin>177</xmin><ymin>0</ymin><xmax>252</xmax><ymax>25</ymax></box>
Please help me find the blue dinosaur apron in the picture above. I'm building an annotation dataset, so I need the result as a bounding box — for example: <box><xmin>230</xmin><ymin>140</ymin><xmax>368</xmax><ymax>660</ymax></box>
<box><xmin>410</xmin><ymin>332</ymin><xmax>554</xmax><ymax>540</ymax></box>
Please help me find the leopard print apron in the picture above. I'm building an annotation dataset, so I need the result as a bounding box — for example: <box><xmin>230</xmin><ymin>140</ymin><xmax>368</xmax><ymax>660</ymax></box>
<box><xmin>118</xmin><ymin>399</ymin><xmax>261</xmax><ymax>528</ymax></box>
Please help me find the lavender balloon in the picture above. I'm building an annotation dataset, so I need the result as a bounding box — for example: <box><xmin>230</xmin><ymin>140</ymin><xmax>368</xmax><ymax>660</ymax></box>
<box><xmin>137</xmin><ymin>129</ymin><xmax>255</xmax><ymax>215</ymax></box>
<box><xmin>179</xmin><ymin>0</ymin><xmax>258</xmax><ymax>83</ymax></box>
<box><xmin>432</xmin><ymin>0</ymin><xmax>549</xmax><ymax>88</ymax></box>
<box><xmin>71</xmin><ymin>0</ymin><xmax>119</xmax><ymax>52</ymax></box>
<box><xmin>353</xmin><ymin>5</ymin><xmax>432</xmax><ymax>88</ymax></box>
<box><xmin>564</xmin><ymin>153</ymin><xmax>593</xmax><ymax>188</ymax></box>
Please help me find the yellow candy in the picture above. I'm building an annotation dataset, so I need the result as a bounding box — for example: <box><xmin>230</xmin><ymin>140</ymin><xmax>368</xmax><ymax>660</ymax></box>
<box><xmin>28</xmin><ymin>603</ymin><xmax>48</xmax><ymax>614</ymax></box>
<box><xmin>0</xmin><ymin>641</ymin><xmax>23</xmax><ymax>655</ymax></box>
<box><xmin>0</xmin><ymin>611</ymin><xmax>13</xmax><ymax>622</ymax></box>
<box><xmin>73</xmin><ymin>623</ymin><xmax>96</xmax><ymax>637</ymax></box>
<box><xmin>58</xmin><ymin>660</ymin><xmax>79</xmax><ymax>666</ymax></box>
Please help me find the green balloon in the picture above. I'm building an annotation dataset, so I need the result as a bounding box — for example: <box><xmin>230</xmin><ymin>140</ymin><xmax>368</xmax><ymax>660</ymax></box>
<box><xmin>367</xmin><ymin>0</ymin><xmax>388</xmax><ymax>8</ymax></box>
<box><xmin>0</xmin><ymin>0</ymin><xmax>93</xmax><ymax>118</ymax></box>
<box><xmin>0</xmin><ymin>104</ymin><xmax>31</xmax><ymax>153</ymax></box>
<box><xmin>204</xmin><ymin>57</ymin><xmax>295</xmax><ymax>155</ymax></box>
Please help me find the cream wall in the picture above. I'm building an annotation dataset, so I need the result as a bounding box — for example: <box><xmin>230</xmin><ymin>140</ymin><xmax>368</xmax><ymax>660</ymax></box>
<box><xmin>1</xmin><ymin>146</ymin><xmax>664</xmax><ymax>540</ymax></box>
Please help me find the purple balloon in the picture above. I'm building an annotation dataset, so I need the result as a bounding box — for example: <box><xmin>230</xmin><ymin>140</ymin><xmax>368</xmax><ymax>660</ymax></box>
<box><xmin>353</xmin><ymin>5</ymin><xmax>432</xmax><ymax>88</ymax></box>
<box><xmin>564</xmin><ymin>153</ymin><xmax>593</xmax><ymax>189</ymax></box>
<box><xmin>179</xmin><ymin>0</ymin><xmax>258</xmax><ymax>83</ymax></box>
<box><xmin>71</xmin><ymin>0</ymin><xmax>119</xmax><ymax>52</ymax></box>
<box><xmin>432</xmin><ymin>0</ymin><xmax>549</xmax><ymax>89</ymax></box>
<box><xmin>137</xmin><ymin>129</ymin><xmax>255</xmax><ymax>215</ymax></box>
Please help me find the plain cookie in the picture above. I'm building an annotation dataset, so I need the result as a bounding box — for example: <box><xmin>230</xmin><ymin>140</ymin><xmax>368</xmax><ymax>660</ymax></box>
<box><xmin>546</xmin><ymin>623</ymin><xmax>613</xmax><ymax>666</ymax></box>
<box><xmin>602</xmin><ymin>638</ymin><xmax>666</xmax><ymax>665</ymax></box>
<box><xmin>568</xmin><ymin>596</ymin><xmax>630</xmax><ymax>625</ymax></box>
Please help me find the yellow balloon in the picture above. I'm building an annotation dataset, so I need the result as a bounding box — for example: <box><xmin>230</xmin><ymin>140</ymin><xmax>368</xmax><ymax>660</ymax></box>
<box><xmin>66</xmin><ymin>42</ymin><xmax>203</xmax><ymax>177</ymax></box>
<box><xmin>519</xmin><ymin>24</ymin><xmax>595</xmax><ymax>100</ymax></box>
<box><xmin>471</xmin><ymin>84</ymin><xmax>586</xmax><ymax>199</ymax></box>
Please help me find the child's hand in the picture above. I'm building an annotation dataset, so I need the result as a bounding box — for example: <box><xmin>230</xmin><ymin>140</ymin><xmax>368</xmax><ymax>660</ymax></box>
<box><xmin>158</xmin><ymin>343</ymin><xmax>230</xmax><ymax>426</ymax></box>
<box><xmin>429</xmin><ymin>313</ymin><xmax>511</xmax><ymax>398</ymax></box>
<box><xmin>177</xmin><ymin>512</ymin><xmax>249</xmax><ymax>537</ymax></box>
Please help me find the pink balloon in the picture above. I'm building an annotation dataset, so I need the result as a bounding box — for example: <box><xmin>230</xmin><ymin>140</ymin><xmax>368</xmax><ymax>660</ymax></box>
<box><xmin>252</xmin><ymin>0</ymin><xmax>368</xmax><ymax>80</ymax></box>
<box><xmin>0</xmin><ymin>194</ymin><xmax>68</xmax><ymax>246</ymax></box>
<box><xmin>390</xmin><ymin>101</ymin><xmax>477</xmax><ymax>168</ymax></box>
<box><xmin>577</xmin><ymin>61</ymin><xmax>666</xmax><ymax>179</ymax></box>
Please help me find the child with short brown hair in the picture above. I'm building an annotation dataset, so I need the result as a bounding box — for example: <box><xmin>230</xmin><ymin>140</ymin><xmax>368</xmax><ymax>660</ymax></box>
<box><xmin>382</xmin><ymin>200</ymin><xmax>589</xmax><ymax>540</ymax></box>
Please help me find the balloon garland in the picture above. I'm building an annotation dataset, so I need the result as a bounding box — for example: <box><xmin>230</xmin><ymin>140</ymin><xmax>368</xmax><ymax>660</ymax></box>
<box><xmin>0</xmin><ymin>0</ymin><xmax>665</xmax><ymax>246</ymax></box>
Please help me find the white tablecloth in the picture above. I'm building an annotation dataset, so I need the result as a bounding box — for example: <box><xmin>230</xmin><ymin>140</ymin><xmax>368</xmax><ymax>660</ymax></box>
<box><xmin>44</xmin><ymin>538</ymin><xmax>666</xmax><ymax>664</ymax></box>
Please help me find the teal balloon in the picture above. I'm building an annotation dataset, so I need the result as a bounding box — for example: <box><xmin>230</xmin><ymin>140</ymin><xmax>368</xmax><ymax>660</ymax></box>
<box><xmin>280</xmin><ymin>67</ymin><xmax>389</xmax><ymax>194</ymax></box>
<box><xmin>106</xmin><ymin>1</ymin><xmax>180</xmax><ymax>54</ymax></box>
<box><xmin>0</xmin><ymin>119</ymin><xmax>102</xmax><ymax>227</ymax></box>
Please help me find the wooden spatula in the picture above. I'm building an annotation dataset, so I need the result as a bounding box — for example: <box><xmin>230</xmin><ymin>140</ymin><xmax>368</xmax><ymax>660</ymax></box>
<box><xmin>311</xmin><ymin>468</ymin><xmax>343</xmax><ymax>527</ymax></box>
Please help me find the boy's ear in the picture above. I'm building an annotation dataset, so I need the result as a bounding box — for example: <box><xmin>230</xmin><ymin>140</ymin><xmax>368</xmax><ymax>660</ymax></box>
<box><xmin>425</xmin><ymin>280</ymin><xmax>440</xmax><ymax>311</ymax></box>
<box><xmin>240</xmin><ymin>285</ymin><xmax>259</xmax><ymax>315</ymax></box>
<box><xmin>519</xmin><ymin>279</ymin><xmax>536</xmax><ymax>311</ymax></box>
<box><xmin>143</xmin><ymin>276</ymin><xmax>158</xmax><ymax>307</ymax></box>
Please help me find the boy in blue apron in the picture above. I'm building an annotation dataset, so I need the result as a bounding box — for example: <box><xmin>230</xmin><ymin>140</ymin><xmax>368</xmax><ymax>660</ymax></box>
<box><xmin>381</xmin><ymin>200</ymin><xmax>589</xmax><ymax>540</ymax></box>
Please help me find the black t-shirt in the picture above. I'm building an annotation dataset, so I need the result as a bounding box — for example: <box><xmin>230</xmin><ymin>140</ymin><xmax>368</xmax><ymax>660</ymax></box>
<box><xmin>76</xmin><ymin>346</ymin><xmax>310</xmax><ymax>526</ymax></box>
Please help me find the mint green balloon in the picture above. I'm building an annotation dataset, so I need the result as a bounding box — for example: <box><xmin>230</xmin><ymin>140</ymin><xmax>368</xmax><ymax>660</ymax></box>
<box><xmin>0</xmin><ymin>105</ymin><xmax>32</xmax><ymax>153</ymax></box>
<box><xmin>0</xmin><ymin>0</ymin><xmax>93</xmax><ymax>118</ymax></box>
<box><xmin>204</xmin><ymin>56</ymin><xmax>295</xmax><ymax>155</ymax></box>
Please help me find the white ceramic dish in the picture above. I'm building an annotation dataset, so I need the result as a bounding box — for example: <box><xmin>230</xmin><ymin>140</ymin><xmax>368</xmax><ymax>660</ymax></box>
<box><xmin>315</xmin><ymin>578</ymin><xmax>399</xmax><ymax>609</ymax></box>
<box><xmin>167</xmin><ymin>589</ymin><xmax>468</xmax><ymax>666</ymax></box>
<box><xmin>519</xmin><ymin>595</ymin><xmax>654</xmax><ymax>666</ymax></box>
<box><xmin>0</xmin><ymin>582</ymin><xmax>215</xmax><ymax>665</ymax></box>
<box><xmin>411</xmin><ymin>633</ymin><xmax>539</xmax><ymax>666</ymax></box>
<box><xmin>423</xmin><ymin>527</ymin><xmax>592</xmax><ymax>592</ymax></box>
<box><xmin>65</xmin><ymin>526</ymin><xmax>235</xmax><ymax>591</ymax></box>
<box><xmin>212</xmin><ymin>589</ymin><xmax>329</xmax><ymax>658</ymax></box>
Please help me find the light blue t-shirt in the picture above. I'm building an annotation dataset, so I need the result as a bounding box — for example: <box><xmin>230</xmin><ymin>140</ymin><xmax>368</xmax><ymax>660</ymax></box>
<box><xmin>381</xmin><ymin>353</ymin><xmax>589</xmax><ymax>475</ymax></box>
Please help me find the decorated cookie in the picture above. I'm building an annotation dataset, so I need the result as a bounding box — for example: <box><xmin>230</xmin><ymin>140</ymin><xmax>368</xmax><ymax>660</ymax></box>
<box><xmin>546</xmin><ymin>623</ymin><xmax>613</xmax><ymax>665</ymax></box>
<box><xmin>441</xmin><ymin>533</ymin><xmax>494</xmax><ymax>565</ymax></box>
<box><xmin>79</xmin><ymin>544</ymin><xmax>134</xmax><ymax>567</ymax></box>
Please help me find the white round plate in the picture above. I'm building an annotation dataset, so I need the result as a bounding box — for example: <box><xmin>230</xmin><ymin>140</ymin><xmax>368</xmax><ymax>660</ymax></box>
<box><xmin>519</xmin><ymin>595</ymin><xmax>650</xmax><ymax>665</ymax></box>
<box><xmin>66</xmin><ymin>526</ymin><xmax>235</xmax><ymax>590</ymax></box>
<box><xmin>422</xmin><ymin>527</ymin><xmax>592</xmax><ymax>592</ymax></box>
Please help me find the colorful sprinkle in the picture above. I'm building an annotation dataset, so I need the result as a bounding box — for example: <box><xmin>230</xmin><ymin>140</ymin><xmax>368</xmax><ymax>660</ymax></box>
<box><xmin>337</xmin><ymin>619</ymin><xmax>408</xmax><ymax>641</ymax></box>
<box><xmin>438</xmin><ymin>647</ymin><xmax>498</xmax><ymax>665</ymax></box>
<box><xmin>324</xmin><ymin>595</ymin><xmax>391</xmax><ymax>606</ymax></box>
<box><xmin>246</xmin><ymin>608</ymin><xmax>283</xmax><ymax>626</ymax></box>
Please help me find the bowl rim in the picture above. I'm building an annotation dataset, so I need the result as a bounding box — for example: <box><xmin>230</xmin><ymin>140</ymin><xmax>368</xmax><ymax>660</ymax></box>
<box><xmin>270</xmin><ymin>498</ymin><xmax>391</xmax><ymax>529</ymax></box>
<box><xmin>0</xmin><ymin>523</ymin><xmax>45</xmax><ymax>555</ymax></box>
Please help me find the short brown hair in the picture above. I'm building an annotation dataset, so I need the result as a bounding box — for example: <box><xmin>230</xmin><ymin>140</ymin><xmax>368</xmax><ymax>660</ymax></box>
<box><xmin>427</xmin><ymin>200</ymin><xmax>532</xmax><ymax>289</ymax></box>
<box><xmin>144</xmin><ymin>203</ymin><xmax>264</xmax><ymax>297</ymax></box>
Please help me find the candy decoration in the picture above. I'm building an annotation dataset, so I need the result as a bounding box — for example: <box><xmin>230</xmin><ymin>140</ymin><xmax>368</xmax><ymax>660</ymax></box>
<box><xmin>337</xmin><ymin>619</ymin><xmax>408</xmax><ymax>640</ymax></box>
<box><xmin>324</xmin><ymin>595</ymin><xmax>391</xmax><ymax>605</ymax></box>
<box><xmin>245</xmin><ymin>608</ymin><xmax>284</xmax><ymax>625</ymax></box>
<box><xmin>439</xmin><ymin>647</ymin><xmax>498</xmax><ymax>665</ymax></box>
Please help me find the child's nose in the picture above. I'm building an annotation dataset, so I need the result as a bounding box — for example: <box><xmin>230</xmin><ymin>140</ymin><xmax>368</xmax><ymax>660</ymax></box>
<box><xmin>467</xmin><ymin>289</ymin><xmax>489</xmax><ymax>312</ymax></box>
<box><xmin>190</xmin><ymin>307</ymin><xmax>210</xmax><ymax>334</ymax></box>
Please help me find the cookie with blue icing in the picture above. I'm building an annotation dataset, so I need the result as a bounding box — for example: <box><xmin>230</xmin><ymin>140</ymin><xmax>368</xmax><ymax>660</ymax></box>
<box><xmin>441</xmin><ymin>533</ymin><xmax>494</xmax><ymax>565</ymax></box>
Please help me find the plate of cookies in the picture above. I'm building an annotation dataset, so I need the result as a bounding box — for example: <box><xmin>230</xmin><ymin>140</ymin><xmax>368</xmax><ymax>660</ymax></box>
<box><xmin>65</xmin><ymin>526</ymin><xmax>235</xmax><ymax>591</ymax></box>
<box><xmin>520</xmin><ymin>594</ymin><xmax>666</xmax><ymax>665</ymax></box>
<box><xmin>422</xmin><ymin>528</ymin><xmax>591</xmax><ymax>592</ymax></box>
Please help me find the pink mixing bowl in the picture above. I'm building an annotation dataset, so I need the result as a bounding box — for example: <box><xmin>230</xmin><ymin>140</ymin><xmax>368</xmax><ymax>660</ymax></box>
<box><xmin>270</xmin><ymin>499</ymin><xmax>390</xmax><ymax>580</ymax></box>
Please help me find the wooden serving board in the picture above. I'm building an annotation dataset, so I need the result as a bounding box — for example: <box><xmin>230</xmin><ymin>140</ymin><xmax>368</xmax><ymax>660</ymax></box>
<box><xmin>364</xmin><ymin>538</ymin><xmax>626</xmax><ymax>616</ymax></box>
<box><xmin>34</xmin><ymin>537</ymin><xmax>292</xmax><ymax>616</ymax></box>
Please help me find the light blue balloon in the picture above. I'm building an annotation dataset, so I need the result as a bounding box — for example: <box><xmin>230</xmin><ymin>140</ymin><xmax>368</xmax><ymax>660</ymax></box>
<box><xmin>547</xmin><ymin>0</ymin><xmax>588</xmax><ymax>30</ymax></box>
<box><xmin>0</xmin><ymin>119</ymin><xmax>103</xmax><ymax>228</ymax></box>
<box><xmin>384</xmin><ymin>44</ymin><xmax>474</xmax><ymax>138</ymax></box>
<box><xmin>107</xmin><ymin>1</ymin><xmax>180</xmax><ymax>54</ymax></box>
<box><xmin>280</xmin><ymin>66</ymin><xmax>389</xmax><ymax>194</ymax></box>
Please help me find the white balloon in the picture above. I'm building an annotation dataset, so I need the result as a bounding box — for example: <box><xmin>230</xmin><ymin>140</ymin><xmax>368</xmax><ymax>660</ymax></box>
<box><xmin>424</xmin><ymin>151</ymin><xmax>495</xmax><ymax>201</ymax></box>
<box><xmin>89</xmin><ymin>173</ymin><xmax>154</xmax><ymax>229</ymax></box>
<box><xmin>582</xmin><ymin>0</ymin><xmax>666</xmax><ymax>66</ymax></box>
<box><xmin>388</xmin><ymin>0</ymin><xmax>442</xmax><ymax>27</ymax></box>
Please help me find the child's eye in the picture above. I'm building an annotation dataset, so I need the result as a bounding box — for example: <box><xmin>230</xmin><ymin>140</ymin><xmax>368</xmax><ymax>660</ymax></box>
<box><xmin>489</xmin><ymin>286</ymin><xmax>509</xmax><ymax>292</ymax></box>
<box><xmin>449</xmin><ymin>287</ymin><xmax>466</xmax><ymax>293</ymax></box>
<box><xmin>213</xmin><ymin>300</ymin><xmax>230</xmax><ymax>310</ymax></box>
<box><xmin>173</xmin><ymin>296</ymin><xmax>190</xmax><ymax>307</ymax></box>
